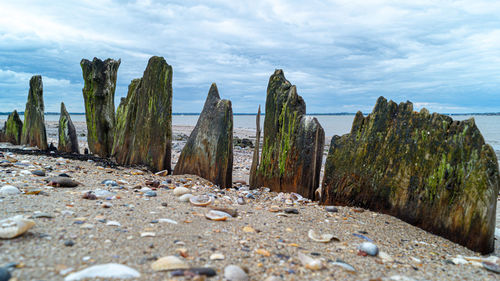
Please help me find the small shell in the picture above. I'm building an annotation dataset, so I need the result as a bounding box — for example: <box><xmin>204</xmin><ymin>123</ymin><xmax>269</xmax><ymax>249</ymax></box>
<box><xmin>151</xmin><ymin>256</ymin><xmax>188</xmax><ymax>271</ymax></box>
<box><xmin>178</xmin><ymin>194</ymin><xmax>193</xmax><ymax>202</ymax></box>
<box><xmin>189</xmin><ymin>195</ymin><xmax>213</xmax><ymax>207</ymax></box>
<box><xmin>297</xmin><ymin>252</ymin><xmax>323</xmax><ymax>270</ymax></box>
<box><xmin>0</xmin><ymin>215</ymin><xmax>35</xmax><ymax>239</ymax></box>
<box><xmin>331</xmin><ymin>261</ymin><xmax>356</xmax><ymax>272</ymax></box>
<box><xmin>308</xmin><ymin>229</ymin><xmax>339</xmax><ymax>243</ymax></box>
<box><xmin>205</xmin><ymin>210</ymin><xmax>231</xmax><ymax>221</ymax></box>
<box><xmin>173</xmin><ymin>187</ymin><xmax>190</xmax><ymax>197</ymax></box>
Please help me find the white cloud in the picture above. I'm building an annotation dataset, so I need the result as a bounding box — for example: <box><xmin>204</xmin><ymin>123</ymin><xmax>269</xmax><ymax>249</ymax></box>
<box><xmin>0</xmin><ymin>0</ymin><xmax>499</xmax><ymax>113</ymax></box>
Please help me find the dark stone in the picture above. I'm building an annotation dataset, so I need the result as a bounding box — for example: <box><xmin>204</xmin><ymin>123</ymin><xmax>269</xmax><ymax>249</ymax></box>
<box><xmin>64</xmin><ymin>240</ymin><xmax>75</xmax><ymax>247</ymax></box>
<box><xmin>80</xmin><ymin>57</ymin><xmax>121</xmax><ymax>157</ymax></box>
<box><xmin>84</xmin><ymin>148</ymin><xmax>89</xmax><ymax>155</ymax></box>
<box><xmin>0</xmin><ymin>110</ymin><xmax>23</xmax><ymax>145</ymax></box>
<box><xmin>173</xmin><ymin>83</ymin><xmax>233</xmax><ymax>188</ymax></box>
<box><xmin>21</xmin><ymin>75</ymin><xmax>48</xmax><ymax>150</ymax></box>
<box><xmin>31</xmin><ymin>170</ymin><xmax>45</xmax><ymax>177</ymax></box>
<box><xmin>284</xmin><ymin>208</ymin><xmax>299</xmax><ymax>214</ymax></box>
<box><xmin>47</xmin><ymin>177</ymin><xmax>79</xmax><ymax>188</ymax></box>
<box><xmin>321</xmin><ymin>96</ymin><xmax>500</xmax><ymax>254</ymax></box>
<box><xmin>58</xmin><ymin>102</ymin><xmax>79</xmax><ymax>153</ymax></box>
<box><xmin>234</xmin><ymin>137</ymin><xmax>254</xmax><ymax>148</ymax></box>
<box><xmin>48</xmin><ymin>143</ymin><xmax>57</xmax><ymax>151</ymax></box>
<box><xmin>112</xmin><ymin>56</ymin><xmax>172</xmax><ymax>172</ymax></box>
<box><xmin>325</xmin><ymin>206</ymin><xmax>338</xmax><ymax>213</ymax></box>
<box><xmin>250</xmin><ymin>70</ymin><xmax>325</xmax><ymax>199</ymax></box>
<box><xmin>0</xmin><ymin>267</ymin><xmax>11</xmax><ymax>281</ymax></box>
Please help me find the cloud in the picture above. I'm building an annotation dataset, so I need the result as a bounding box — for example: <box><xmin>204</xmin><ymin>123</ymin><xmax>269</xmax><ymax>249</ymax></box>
<box><xmin>0</xmin><ymin>0</ymin><xmax>499</xmax><ymax>114</ymax></box>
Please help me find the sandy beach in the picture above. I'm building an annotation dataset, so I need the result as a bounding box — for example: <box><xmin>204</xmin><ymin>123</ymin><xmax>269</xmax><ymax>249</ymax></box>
<box><xmin>0</xmin><ymin>121</ymin><xmax>499</xmax><ymax>280</ymax></box>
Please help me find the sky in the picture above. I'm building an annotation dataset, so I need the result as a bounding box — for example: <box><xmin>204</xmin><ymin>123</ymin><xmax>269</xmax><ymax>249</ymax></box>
<box><xmin>1</xmin><ymin>0</ymin><xmax>500</xmax><ymax>114</ymax></box>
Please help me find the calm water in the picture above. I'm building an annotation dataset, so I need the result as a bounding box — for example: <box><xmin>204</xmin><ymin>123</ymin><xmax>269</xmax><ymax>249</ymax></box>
<box><xmin>2</xmin><ymin>114</ymin><xmax>499</xmax><ymax>152</ymax></box>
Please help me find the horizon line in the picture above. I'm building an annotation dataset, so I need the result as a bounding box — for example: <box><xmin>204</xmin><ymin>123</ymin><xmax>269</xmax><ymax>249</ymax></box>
<box><xmin>1</xmin><ymin>112</ymin><xmax>500</xmax><ymax>116</ymax></box>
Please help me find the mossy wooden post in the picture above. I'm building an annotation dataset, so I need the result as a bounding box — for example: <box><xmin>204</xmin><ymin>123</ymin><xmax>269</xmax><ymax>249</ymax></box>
<box><xmin>58</xmin><ymin>102</ymin><xmax>79</xmax><ymax>153</ymax></box>
<box><xmin>173</xmin><ymin>83</ymin><xmax>233</xmax><ymax>188</ymax></box>
<box><xmin>0</xmin><ymin>110</ymin><xmax>23</xmax><ymax>145</ymax></box>
<box><xmin>321</xmin><ymin>96</ymin><xmax>500</xmax><ymax>254</ymax></box>
<box><xmin>250</xmin><ymin>70</ymin><xmax>325</xmax><ymax>199</ymax></box>
<box><xmin>112</xmin><ymin>56</ymin><xmax>172</xmax><ymax>172</ymax></box>
<box><xmin>21</xmin><ymin>75</ymin><xmax>48</xmax><ymax>150</ymax></box>
<box><xmin>80</xmin><ymin>57</ymin><xmax>120</xmax><ymax>157</ymax></box>
<box><xmin>249</xmin><ymin>105</ymin><xmax>261</xmax><ymax>188</ymax></box>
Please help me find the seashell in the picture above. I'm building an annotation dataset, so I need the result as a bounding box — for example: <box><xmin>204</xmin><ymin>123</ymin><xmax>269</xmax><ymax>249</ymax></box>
<box><xmin>0</xmin><ymin>215</ymin><xmax>35</xmax><ymax>239</ymax></box>
<box><xmin>224</xmin><ymin>265</ymin><xmax>248</xmax><ymax>281</ymax></box>
<box><xmin>331</xmin><ymin>261</ymin><xmax>356</xmax><ymax>272</ymax></box>
<box><xmin>64</xmin><ymin>263</ymin><xmax>140</xmax><ymax>280</ymax></box>
<box><xmin>483</xmin><ymin>261</ymin><xmax>500</xmax><ymax>274</ymax></box>
<box><xmin>358</xmin><ymin>242</ymin><xmax>379</xmax><ymax>256</ymax></box>
<box><xmin>189</xmin><ymin>195</ymin><xmax>213</xmax><ymax>206</ymax></box>
<box><xmin>173</xmin><ymin>187</ymin><xmax>190</xmax><ymax>196</ymax></box>
<box><xmin>151</xmin><ymin>256</ymin><xmax>189</xmax><ymax>271</ymax></box>
<box><xmin>178</xmin><ymin>194</ymin><xmax>193</xmax><ymax>202</ymax></box>
<box><xmin>210</xmin><ymin>253</ymin><xmax>225</xmax><ymax>260</ymax></box>
<box><xmin>297</xmin><ymin>252</ymin><xmax>323</xmax><ymax>270</ymax></box>
<box><xmin>308</xmin><ymin>229</ymin><xmax>339</xmax><ymax>243</ymax></box>
<box><xmin>205</xmin><ymin>210</ymin><xmax>231</xmax><ymax>221</ymax></box>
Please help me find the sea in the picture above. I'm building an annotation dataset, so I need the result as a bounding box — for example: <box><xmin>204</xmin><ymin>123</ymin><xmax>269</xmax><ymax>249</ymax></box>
<box><xmin>1</xmin><ymin>113</ymin><xmax>499</xmax><ymax>154</ymax></box>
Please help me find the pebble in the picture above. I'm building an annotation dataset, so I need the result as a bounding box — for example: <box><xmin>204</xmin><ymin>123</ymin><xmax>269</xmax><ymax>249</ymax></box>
<box><xmin>171</xmin><ymin>267</ymin><xmax>217</xmax><ymax>277</ymax></box>
<box><xmin>358</xmin><ymin>242</ymin><xmax>379</xmax><ymax>256</ymax></box>
<box><xmin>161</xmin><ymin>202</ymin><xmax>168</xmax><ymax>207</ymax></box>
<box><xmin>31</xmin><ymin>170</ymin><xmax>46</xmax><ymax>176</ymax></box>
<box><xmin>151</xmin><ymin>256</ymin><xmax>189</xmax><ymax>271</ymax></box>
<box><xmin>47</xmin><ymin>177</ymin><xmax>79</xmax><ymax>187</ymax></box>
<box><xmin>224</xmin><ymin>265</ymin><xmax>248</xmax><ymax>281</ymax></box>
<box><xmin>297</xmin><ymin>252</ymin><xmax>323</xmax><ymax>270</ymax></box>
<box><xmin>101</xmin><ymin>180</ymin><xmax>118</xmax><ymax>186</ymax></box>
<box><xmin>284</xmin><ymin>208</ymin><xmax>299</xmax><ymax>214</ymax></box>
<box><xmin>102</xmin><ymin>202</ymin><xmax>113</xmax><ymax>208</ymax></box>
<box><xmin>325</xmin><ymin>206</ymin><xmax>338</xmax><ymax>212</ymax></box>
<box><xmin>264</xmin><ymin>277</ymin><xmax>282</xmax><ymax>281</ymax></box>
<box><xmin>31</xmin><ymin>212</ymin><xmax>54</xmax><ymax>219</ymax></box>
<box><xmin>64</xmin><ymin>240</ymin><xmax>75</xmax><ymax>247</ymax></box>
<box><xmin>140</xmin><ymin>232</ymin><xmax>156</xmax><ymax>237</ymax></box>
<box><xmin>0</xmin><ymin>185</ymin><xmax>21</xmax><ymax>195</ymax></box>
<box><xmin>64</xmin><ymin>263</ymin><xmax>140</xmax><ymax>280</ymax></box>
<box><xmin>144</xmin><ymin>191</ymin><xmax>157</xmax><ymax>197</ymax></box>
<box><xmin>237</xmin><ymin>197</ymin><xmax>246</xmax><ymax>205</ymax></box>
<box><xmin>0</xmin><ymin>267</ymin><xmax>11</xmax><ymax>281</ymax></box>
<box><xmin>189</xmin><ymin>194</ymin><xmax>213</xmax><ymax>206</ymax></box>
<box><xmin>173</xmin><ymin>187</ymin><xmax>190</xmax><ymax>196</ymax></box>
<box><xmin>94</xmin><ymin>189</ymin><xmax>115</xmax><ymax>198</ymax></box>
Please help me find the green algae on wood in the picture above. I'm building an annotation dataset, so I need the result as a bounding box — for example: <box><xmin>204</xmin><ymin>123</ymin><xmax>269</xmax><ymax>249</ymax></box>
<box><xmin>173</xmin><ymin>83</ymin><xmax>233</xmax><ymax>188</ymax></box>
<box><xmin>21</xmin><ymin>75</ymin><xmax>48</xmax><ymax>150</ymax></box>
<box><xmin>80</xmin><ymin>57</ymin><xmax>120</xmax><ymax>157</ymax></box>
<box><xmin>112</xmin><ymin>56</ymin><xmax>172</xmax><ymax>172</ymax></box>
<box><xmin>250</xmin><ymin>70</ymin><xmax>325</xmax><ymax>199</ymax></box>
<box><xmin>0</xmin><ymin>110</ymin><xmax>23</xmax><ymax>145</ymax></box>
<box><xmin>58</xmin><ymin>102</ymin><xmax>79</xmax><ymax>153</ymax></box>
<box><xmin>321</xmin><ymin>96</ymin><xmax>500</xmax><ymax>254</ymax></box>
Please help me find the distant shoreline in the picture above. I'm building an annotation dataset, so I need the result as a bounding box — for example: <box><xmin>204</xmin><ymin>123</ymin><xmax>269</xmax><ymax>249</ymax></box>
<box><xmin>1</xmin><ymin>112</ymin><xmax>500</xmax><ymax>116</ymax></box>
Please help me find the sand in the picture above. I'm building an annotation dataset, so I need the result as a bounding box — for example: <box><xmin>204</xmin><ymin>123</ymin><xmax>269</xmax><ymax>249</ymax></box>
<box><xmin>0</xmin><ymin>122</ymin><xmax>499</xmax><ymax>280</ymax></box>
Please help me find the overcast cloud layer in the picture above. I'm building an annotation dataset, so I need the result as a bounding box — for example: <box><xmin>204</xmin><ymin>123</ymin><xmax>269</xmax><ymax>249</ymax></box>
<box><xmin>1</xmin><ymin>0</ymin><xmax>499</xmax><ymax>113</ymax></box>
